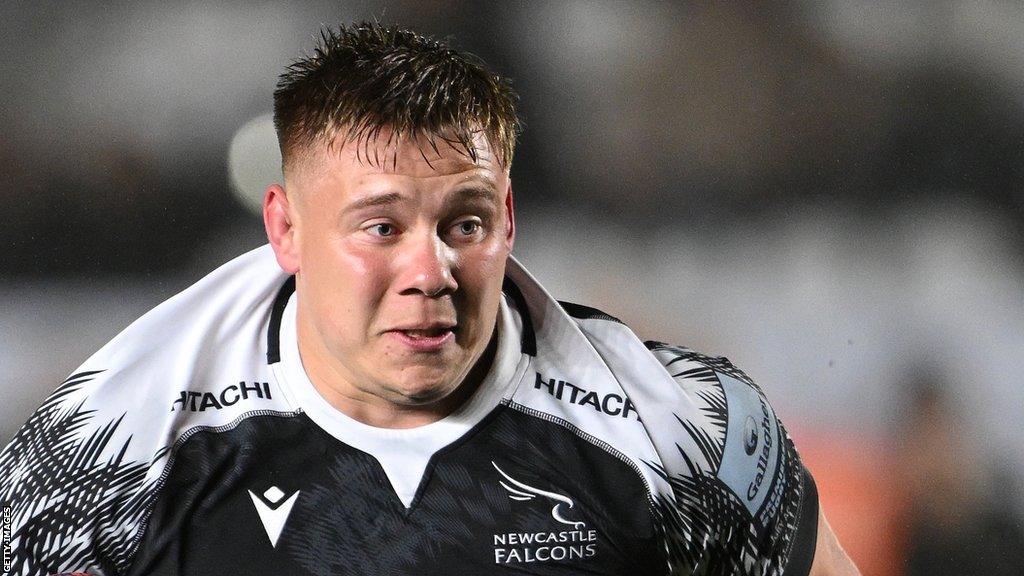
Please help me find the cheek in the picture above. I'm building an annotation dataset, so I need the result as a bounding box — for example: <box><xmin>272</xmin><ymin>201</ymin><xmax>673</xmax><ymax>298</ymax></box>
<box><xmin>304</xmin><ymin>240</ymin><xmax>392</xmax><ymax>325</ymax></box>
<box><xmin>455</xmin><ymin>243</ymin><xmax>510</xmax><ymax>308</ymax></box>
<box><xmin>475</xmin><ymin>240</ymin><xmax>511</xmax><ymax>281</ymax></box>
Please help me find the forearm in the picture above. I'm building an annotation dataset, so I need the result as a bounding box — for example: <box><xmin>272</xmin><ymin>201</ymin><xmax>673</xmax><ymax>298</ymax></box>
<box><xmin>808</xmin><ymin>509</ymin><xmax>861</xmax><ymax>576</ymax></box>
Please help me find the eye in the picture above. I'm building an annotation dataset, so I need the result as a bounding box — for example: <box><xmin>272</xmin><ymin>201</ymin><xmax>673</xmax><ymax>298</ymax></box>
<box><xmin>456</xmin><ymin>220</ymin><xmax>480</xmax><ymax>236</ymax></box>
<box><xmin>367</xmin><ymin>222</ymin><xmax>396</xmax><ymax>237</ymax></box>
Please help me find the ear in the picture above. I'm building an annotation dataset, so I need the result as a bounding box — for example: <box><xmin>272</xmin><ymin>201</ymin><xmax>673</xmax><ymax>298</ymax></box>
<box><xmin>263</xmin><ymin>183</ymin><xmax>300</xmax><ymax>274</ymax></box>
<box><xmin>504</xmin><ymin>182</ymin><xmax>516</xmax><ymax>250</ymax></box>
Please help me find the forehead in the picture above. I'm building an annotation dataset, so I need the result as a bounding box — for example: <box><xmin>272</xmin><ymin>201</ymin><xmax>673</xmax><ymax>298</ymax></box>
<box><xmin>291</xmin><ymin>128</ymin><xmax>505</xmax><ymax>189</ymax></box>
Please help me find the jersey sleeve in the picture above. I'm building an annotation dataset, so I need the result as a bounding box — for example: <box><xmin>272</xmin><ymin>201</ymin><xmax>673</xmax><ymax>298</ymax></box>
<box><xmin>0</xmin><ymin>370</ymin><xmax>158</xmax><ymax>576</ymax></box>
<box><xmin>644</xmin><ymin>342</ymin><xmax>819</xmax><ymax>576</ymax></box>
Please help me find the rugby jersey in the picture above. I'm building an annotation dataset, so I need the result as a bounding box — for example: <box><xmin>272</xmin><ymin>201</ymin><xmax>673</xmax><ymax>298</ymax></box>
<box><xmin>0</xmin><ymin>245</ymin><xmax>818</xmax><ymax>575</ymax></box>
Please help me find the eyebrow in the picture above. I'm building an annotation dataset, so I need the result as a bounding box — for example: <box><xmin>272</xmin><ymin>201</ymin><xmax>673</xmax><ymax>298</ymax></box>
<box><xmin>448</xmin><ymin>173</ymin><xmax>501</xmax><ymax>204</ymax></box>
<box><xmin>341</xmin><ymin>180</ymin><xmax>500</xmax><ymax>215</ymax></box>
<box><xmin>447</xmin><ymin>185</ymin><xmax>498</xmax><ymax>206</ymax></box>
<box><xmin>343</xmin><ymin>191</ymin><xmax>405</xmax><ymax>213</ymax></box>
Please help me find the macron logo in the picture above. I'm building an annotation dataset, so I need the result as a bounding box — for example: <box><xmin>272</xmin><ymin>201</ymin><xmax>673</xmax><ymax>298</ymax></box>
<box><xmin>248</xmin><ymin>486</ymin><xmax>299</xmax><ymax>547</ymax></box>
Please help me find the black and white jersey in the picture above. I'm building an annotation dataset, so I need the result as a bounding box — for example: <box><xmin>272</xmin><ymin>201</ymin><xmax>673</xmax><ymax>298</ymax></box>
<box><xmin>0</xmin><ymin>246</ymin><xmax>819</xmax><ymax>576</ymax></box>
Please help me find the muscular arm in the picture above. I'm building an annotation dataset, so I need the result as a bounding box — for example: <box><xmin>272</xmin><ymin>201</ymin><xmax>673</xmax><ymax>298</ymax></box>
<box><xmin>809</xmin><ymin>509</ymin><xmax>860</xmax><ymax>576</ymax></box>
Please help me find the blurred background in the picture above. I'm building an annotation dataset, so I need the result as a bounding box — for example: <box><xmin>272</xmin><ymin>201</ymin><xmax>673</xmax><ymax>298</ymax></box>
<box><xmin>3</xmin><ymin>1</ymin><xmax>1024</xmax><ymax>573</ymax></box>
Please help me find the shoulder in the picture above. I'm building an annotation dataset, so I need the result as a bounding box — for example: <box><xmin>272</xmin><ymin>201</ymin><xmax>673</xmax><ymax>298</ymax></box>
<box><xmin>25</xmin><ymin>245</ymin><xmax>291</xmax><ymax>449</ymax></box>
<box><xmin>2</xmin><ymin>245</ymin><xmax>293</xmax><ymax>475</ymax></box>
<box><xmin>0</xmin><ymin>246</ymin><xmax>294</xmax><ymax>576</ymax></box>
<box><xmin>505</xmin><ymin>259</ymin><xmax>819</xmax><ymax>573</ymax></box>
<box><xmin>559</xmin><ymin>304</ymin><xmax>821</xmax><ymax>576</ymax></box>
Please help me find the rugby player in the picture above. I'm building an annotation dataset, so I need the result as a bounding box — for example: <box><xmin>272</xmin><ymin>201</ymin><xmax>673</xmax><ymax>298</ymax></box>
<box><xmin>0</xmin><ymin>22</ymin><xmax>858</xmax><ymax>576</ymax></box>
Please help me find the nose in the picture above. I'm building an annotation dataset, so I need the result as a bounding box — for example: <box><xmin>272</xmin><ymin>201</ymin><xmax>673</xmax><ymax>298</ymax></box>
<box><xmin>396</xmin><ymin>230</ymin><xmax>458</xmax><ymax>297</ymax></box>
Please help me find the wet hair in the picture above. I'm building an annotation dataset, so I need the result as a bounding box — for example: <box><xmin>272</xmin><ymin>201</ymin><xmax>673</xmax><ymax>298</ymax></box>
<box><xmin>274</xmin><ymin>22</ymin><xmax>520</xmax><ymax>173</ymax></box>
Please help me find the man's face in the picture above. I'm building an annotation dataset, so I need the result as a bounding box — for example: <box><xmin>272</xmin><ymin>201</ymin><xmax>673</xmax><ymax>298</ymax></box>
<box><xmin>267</xmin><ymin>131</ymin><xmax>514</xmax><ymax>418</ymax></box>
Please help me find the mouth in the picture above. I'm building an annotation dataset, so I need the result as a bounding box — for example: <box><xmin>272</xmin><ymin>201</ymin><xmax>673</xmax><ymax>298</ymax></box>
<box><xmin>399</xmin><ymin>326</ymin><xmax>454</xmax><ymax>338</ymax></box>
<box><xmin>387</xmin><ymin>323</ymin><xmax>457</xmax><ymax>351</ymax></box>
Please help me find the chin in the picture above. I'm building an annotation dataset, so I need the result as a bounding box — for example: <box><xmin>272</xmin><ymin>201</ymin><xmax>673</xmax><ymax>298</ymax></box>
<box><xmin>386</xmin><ymin>370</ymin><xmax>461</xmax><ymax>406</ymax></box>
